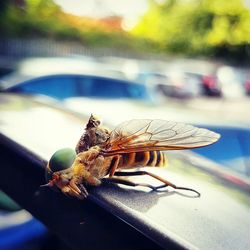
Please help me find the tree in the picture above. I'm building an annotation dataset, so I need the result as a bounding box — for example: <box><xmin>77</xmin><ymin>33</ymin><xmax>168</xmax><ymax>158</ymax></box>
<box><xmin>132</xmin><ymin>0</ymin><xmax>250</xmax><ymax>61</ymax></box>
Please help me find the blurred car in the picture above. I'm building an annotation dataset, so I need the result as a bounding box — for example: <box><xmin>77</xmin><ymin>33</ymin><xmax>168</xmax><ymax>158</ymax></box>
<box><xmin>238</xmin><ymin>69</ymin><xmax>250</xmax><ymax>96</ymax></box>
<box><xmin>0</xmin><ymin>73</ymin><xmax>150</xmax><ymax>101</ymax></box>
<box><xmin>1</xmin><ymin>93</ymin><xmax>250</xmax><ymax>250</ymax></box>
<box><xmin>171</xmin><ymin>59</ymin><xmax>222</xmax><ymax>97</ymax></box>
<box><xmin>131</xmin><ymin>58</ymin><xmax>223</xmax><ymax>98</ymax></box>
<box><xmin>0</xmin><ymin>57</ymin><xmax>151</xmax><ymax>102</ymax></box>
<box><xmin>136</xmin><ymin>70</ymin><xmax>202</xmax><ymax>99</ymax></box>
<box><xmin>245</xmin><ymin>78</ymin><xmax>250</xmax><ymax>95</ymax></box>
<box><xmin>121</xmin><ymin>58</ymin><xmax>203</xmax><ymax>99</ymax></box>
<box><xmin>186</xmin><ymin>72</ymin><xmax>221</xmax><ymax>97</ymax></box>
<box><xmin>217</xmin><ymin>66</ymin><xmax>246</xmax><ymax>99</ymax></box>
<box><xmin>180</xmin><ymin>61</ymin><xmax>249</xmax><ymax>98</ymax></box>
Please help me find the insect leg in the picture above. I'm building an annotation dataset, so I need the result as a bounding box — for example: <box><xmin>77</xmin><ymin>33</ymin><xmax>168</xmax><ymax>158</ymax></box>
<box><xmin>102</xmin><ymin>177</ymin><xmax>159</xmax><ymax>191</ymax></box>
<box><xmin>114</xmin><ymin>171</ymin><xmax>200</xmax><ymax>196</ymax></box>
<box><xmin>109</xmin><ymin>155</ymin><xmax>122</xmax><ymax>177</ymax></box>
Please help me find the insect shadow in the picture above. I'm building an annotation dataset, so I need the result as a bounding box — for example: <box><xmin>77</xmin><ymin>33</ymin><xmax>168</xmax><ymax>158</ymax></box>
<box><xmin>90</xmin><ymin>181</ymin><xmax>199</xmax><ymax>213</ymax></box>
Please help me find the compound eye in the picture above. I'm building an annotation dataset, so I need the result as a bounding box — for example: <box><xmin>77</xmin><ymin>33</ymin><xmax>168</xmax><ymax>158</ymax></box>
<box><xmin>45</xmin><ymin>148</ymin><xmax>76</xmax><ymax>182</ymax></box>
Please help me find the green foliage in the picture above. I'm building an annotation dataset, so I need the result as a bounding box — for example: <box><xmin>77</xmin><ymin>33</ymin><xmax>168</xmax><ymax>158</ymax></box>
<box><xmin>132</xmin><ymin>0</ymin><xmax>250</xmax><ymax>61</ymax></box>
<box><xmin>0</xmin><ymin>0</ymin><xmax>62</xmax><ymax>37</ymax></box>
<box><xmin>0</xmin><ymin>0</ymin><xmax>135</xmax><ymax>50</ymax></box>
<box><xmin>1</xmin><ymin>0</ymin><xmax>250</xmax><ymax>61</ymax></box>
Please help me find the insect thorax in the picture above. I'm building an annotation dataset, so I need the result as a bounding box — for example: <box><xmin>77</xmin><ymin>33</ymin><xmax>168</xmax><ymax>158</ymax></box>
<box><xmin>76</xmin><ymin>118</ymin><xmax>110</xmax><ymax>154</ymax></box>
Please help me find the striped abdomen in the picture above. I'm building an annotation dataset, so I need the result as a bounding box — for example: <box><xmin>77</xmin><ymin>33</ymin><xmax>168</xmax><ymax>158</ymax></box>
<box><xmin>119</xmin><ymin>151</ymin><xmax>167</xmax><ymax>169</ymax></box>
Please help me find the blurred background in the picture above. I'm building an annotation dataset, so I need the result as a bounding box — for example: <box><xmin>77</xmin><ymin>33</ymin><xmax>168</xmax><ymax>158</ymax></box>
<box><xmin>1</xmin><ymin>0</ymin><xmax>250</xmax><ymax>121</ymax></box>
<box><xmin>0</xmin><ymin>0</ymin><xmax>250</xmax><ymax>249</ymax></box>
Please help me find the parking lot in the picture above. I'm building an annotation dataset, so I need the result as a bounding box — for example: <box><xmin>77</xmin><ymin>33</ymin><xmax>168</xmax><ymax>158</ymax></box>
<box><xmin>167</xmin><ymin>96</ymin><xmax>250</xmax><ymax>126</ymax></box>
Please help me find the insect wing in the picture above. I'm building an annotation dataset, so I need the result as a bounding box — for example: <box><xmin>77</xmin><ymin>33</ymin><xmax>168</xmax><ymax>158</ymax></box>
<box><xmin>103</xmin><ymin>119</ymin><xmax>220</xmax><ymax>155</ymax></box>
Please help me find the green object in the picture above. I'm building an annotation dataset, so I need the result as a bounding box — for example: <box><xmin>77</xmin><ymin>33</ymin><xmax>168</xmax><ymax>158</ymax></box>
<box><xmin>0</xmin><ymin>191</ymin><xmax>21</xmax><ymax>211</ymax></box>
<box><xmin>49</xmin><ymin>148</ymin><xmax>76</xmax><ymax>172</ymax></box>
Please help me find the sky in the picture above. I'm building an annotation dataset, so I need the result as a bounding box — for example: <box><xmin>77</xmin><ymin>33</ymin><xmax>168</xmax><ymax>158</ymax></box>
<box><xmin>53</xmin><ymin>0</ymin><xmax>148</xmax><ymax>19</ymax></box>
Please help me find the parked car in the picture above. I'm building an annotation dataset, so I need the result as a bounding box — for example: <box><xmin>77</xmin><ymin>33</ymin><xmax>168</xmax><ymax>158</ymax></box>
<box><xmin>135</xmin><ymin>70</ymin><xmax>202</xmax><ymax>99</ymax></box>
<box><xmin>245</xmin><ymin>77</ymin><xmax>250</xmax><ymax>95</ymax></box>
<box><xmin>239</xmin><ymin>68</ymin><xmax>250</xmax><ymax>96</ymax></box>
<box><xmin>217</xmin><ymin>66</ymin><xmax>246</xmax><ymax>99</ymax></box>
<box><xmin>170</xmin><ymin>59</ymin><xmax>222</xmax><ymax>97</ymax></box>
<box><xmin>171</xmin><ymin>60</ymin><xmax>249</xmax><ymax>98</ymax></box>
<box><xmin>185</xmin><ymin>72</ymin><xmax>221</xmax><ymax>97</ymax></box>
<box><xmin>0</xmin><ymin>56</ymin><xmax>133</xmax><ymax>99</ymax></box>
<box><xmin>1</xmin><ymin>93</ymin><xmax>250</xmax><ymax>250</ymax></box>
<box><xmin>0</xmin><ymin>73</ymin><xmax>151</xmax><ymax>101</ymax></box>
<box><xmin>129</xmin><ymin>58</ymin><xmax>224</xmax><ymax>98</ymax></box>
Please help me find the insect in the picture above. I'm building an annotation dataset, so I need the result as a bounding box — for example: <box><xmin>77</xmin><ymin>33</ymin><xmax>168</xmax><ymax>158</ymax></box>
<box><xmin>44</xmin><ymin>114</ymin><xmax>220</xmax><ymax>199</ymax></box>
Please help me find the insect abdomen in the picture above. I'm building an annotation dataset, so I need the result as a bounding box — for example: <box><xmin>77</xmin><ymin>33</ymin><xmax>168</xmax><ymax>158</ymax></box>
<box><xmin>120</xmin><ymin>151</ymin><xmax>166</xmax><ymax>168</ymax></box>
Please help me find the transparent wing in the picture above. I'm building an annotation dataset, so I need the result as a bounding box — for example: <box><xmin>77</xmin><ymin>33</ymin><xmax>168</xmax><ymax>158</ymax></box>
<box><xmin>102</xmin><ymin>119</ymin><xmax>220</xmax><ymax>155</ymax></box>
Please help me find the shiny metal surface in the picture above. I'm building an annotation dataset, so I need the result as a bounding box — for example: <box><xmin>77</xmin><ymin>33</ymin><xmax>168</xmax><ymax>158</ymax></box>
<box><xmin>1</xmin><ymin>93</ymin><xmax>250</xmax><ymax>250</ymax></box>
